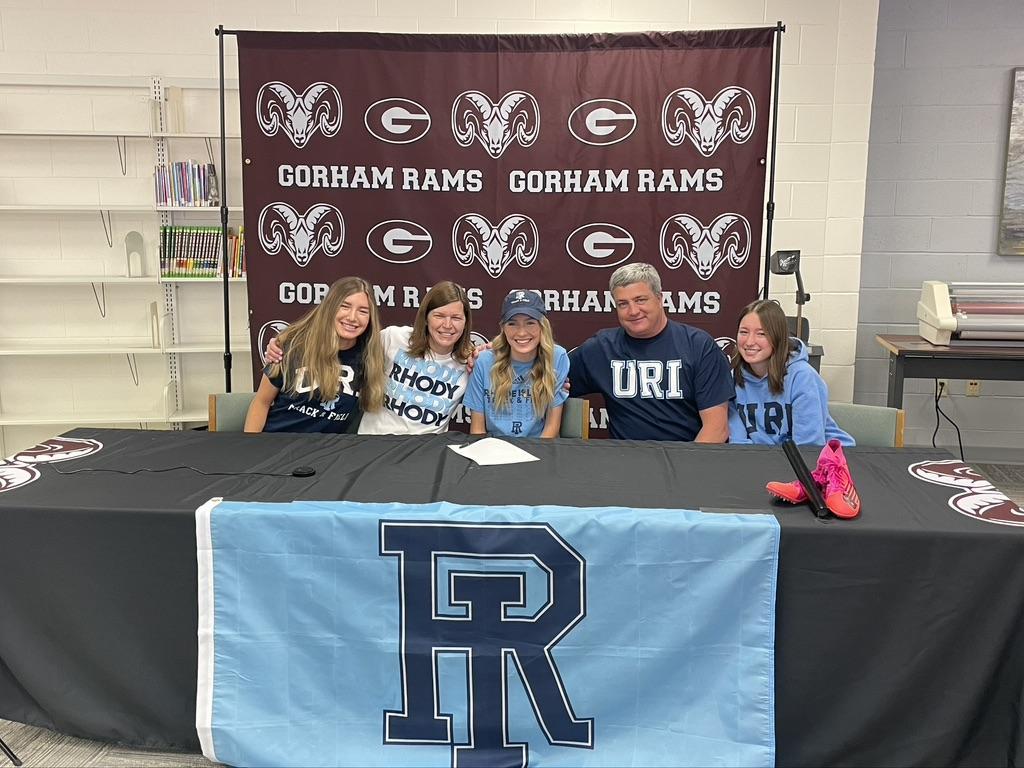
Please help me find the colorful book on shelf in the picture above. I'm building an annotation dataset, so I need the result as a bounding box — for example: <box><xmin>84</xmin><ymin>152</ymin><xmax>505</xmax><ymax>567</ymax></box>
<box><xmin>160</xmin><ymin>226</ymin><xmax>245</xmax><ymax>278</ymax></box>
<box><xmin>207</xmin><ymin>163</ymin><xmax>220</xmax><ymax>206</ymax></box>
<box><xmin>153</xmin><ymin>160</ymin><xmax>221</xmax><ymax>207</ymax></box>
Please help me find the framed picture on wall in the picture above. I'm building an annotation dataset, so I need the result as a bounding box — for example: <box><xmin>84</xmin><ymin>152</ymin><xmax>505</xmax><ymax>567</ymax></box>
<box><xmin>998</xmin><ymin>67</ymin><xmax>1024</xmax><ymax>255</ymax></box>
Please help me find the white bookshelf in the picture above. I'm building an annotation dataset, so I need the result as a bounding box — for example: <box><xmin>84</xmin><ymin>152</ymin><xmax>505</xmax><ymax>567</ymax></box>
<box><xmin>0</xmin><ymin>413</ymin><xmax>183</xmax><ymax>426</ymax></box>
<box><xmin>0</xmin><ymin>339</ymin><xmax>163</xmax><ymax>356</ymax></box>
<box><xmin>0</xmin><ymin>204</ymin><xmax>154</xmax><ymax>212</ymax></box>
<box><xmin>164</xmin><ymin>341</ymin><xmax>251</xmax><ymax>354</ymax></box>
<box><xmin>160</xmin><ymin>276</ymin><xmax>246</xmax><ymax>283</ymax></box>
<box><xmin>0</xmin><ymin>129</ymin><xmax>151</xmax><ymax>138</ymax></box>
<box><xmin>0</xmin><ymin>276</ymin><xmax>158</xmax><ymax>285</ymax></box>
<box><xmin>153</xmin><ymin>131</ymin><xmax>240</xmax><ymax>139</ymax></box>
<box><xmin>0</xmin><ymin>76</ymin><xmax>249</xmax><ymax>446</ymax></box>
<box><xmin>155</xmin><ymin>205</ymin><xmax>242</xmax><ymax>212</ymax></box>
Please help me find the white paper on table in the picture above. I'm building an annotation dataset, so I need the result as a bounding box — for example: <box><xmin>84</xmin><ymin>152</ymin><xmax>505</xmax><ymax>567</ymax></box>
<box><xmin>448</xmin><ymin>438</ymin><xmax>540</xmax><ymax>466</ymax></box>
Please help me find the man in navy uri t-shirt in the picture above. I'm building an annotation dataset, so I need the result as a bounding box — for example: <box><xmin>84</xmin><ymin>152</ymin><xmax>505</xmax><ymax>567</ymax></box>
<box><xmin>569</xmin><ymin>262</ymin><xmax>733</xmax><ymax>442</ymax></box>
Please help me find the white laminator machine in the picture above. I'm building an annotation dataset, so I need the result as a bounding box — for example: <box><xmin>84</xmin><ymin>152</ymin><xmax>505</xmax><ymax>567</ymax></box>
<box><xmin>918</xmin><ymin>281</ymin><xmax>1024</xmax><ymax>345</ymax></box>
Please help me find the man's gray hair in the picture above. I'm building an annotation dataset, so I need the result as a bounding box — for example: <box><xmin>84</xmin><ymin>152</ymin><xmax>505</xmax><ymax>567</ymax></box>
<box><xmin>609</xmin><ymin>262</ymin><xmax>662</xmax><ymax>294</ymax></box>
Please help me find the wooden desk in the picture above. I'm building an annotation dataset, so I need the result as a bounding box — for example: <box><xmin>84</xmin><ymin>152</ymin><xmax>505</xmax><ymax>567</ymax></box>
<box><xmin>876</xmin><ymin>334</ymin><xmax>1024</xmax><ymax>407</ymax></box>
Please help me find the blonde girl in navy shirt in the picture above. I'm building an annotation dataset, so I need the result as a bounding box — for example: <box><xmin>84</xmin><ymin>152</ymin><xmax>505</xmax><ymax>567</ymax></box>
<box><xmin>244</xmin><ymin>277</ymin><xmax>386</xmax><ymax>433</ymax></box>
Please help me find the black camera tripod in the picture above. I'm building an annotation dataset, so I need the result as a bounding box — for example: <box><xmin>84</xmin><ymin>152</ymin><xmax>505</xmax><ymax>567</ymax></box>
<box><xmin>0</xmin><ymin>733</ymin><xmax>22</xmax><ymax>767</ymax></box>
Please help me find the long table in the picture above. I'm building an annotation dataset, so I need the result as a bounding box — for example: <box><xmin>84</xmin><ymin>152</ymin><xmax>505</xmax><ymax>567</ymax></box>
<box><xmin>2</xmin><ymin>429</ymin><xmax>1024</xmax><ymax>766</ymax></box>
<box><xmin>876</xmin><ymin>333</ymin><xmax>1024</xmax><ymax>408</ymax></box>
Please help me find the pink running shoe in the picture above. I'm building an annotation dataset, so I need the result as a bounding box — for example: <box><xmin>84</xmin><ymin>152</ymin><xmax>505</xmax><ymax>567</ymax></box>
<box><xmin>765</xmin><ymin>478</ymin><xmax>809</xmax><ymax>504</ymax></box>
<box><xmin>766</xmin><ymin>449</ymin><xmax>828</xmax><ymax>504</ymax></box>
<box><xmin>815</xmin><ymin>439</ymin><xmax>861</xmax><ymax>519</ymax></box>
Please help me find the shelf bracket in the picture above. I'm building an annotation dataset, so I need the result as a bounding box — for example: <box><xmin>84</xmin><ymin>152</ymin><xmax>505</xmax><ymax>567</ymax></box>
<box><xmin>125</xmin><ymin>353</ymin><xmax>140</xmax><ymax>386</ymax></box>
<box><xmin>99</xmin><ymin>209</ymin><xmax>114</xmax><ymax>248</ymax></box>
<box><xmin>90</xmin><ymin>282</ymin><xmax>108</xmax><ymax>318</ymax></box>
<box><xmin>114</xmin><ymin>135</ymin><xmax>128</xmax><ymax>176</ymax></box>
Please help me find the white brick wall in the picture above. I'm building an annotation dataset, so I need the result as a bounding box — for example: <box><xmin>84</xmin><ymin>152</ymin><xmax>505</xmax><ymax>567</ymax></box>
<box><xmin>0</xmin><ymin>0</ymin><xmax>880</xmax><ymax>455</ymax></box>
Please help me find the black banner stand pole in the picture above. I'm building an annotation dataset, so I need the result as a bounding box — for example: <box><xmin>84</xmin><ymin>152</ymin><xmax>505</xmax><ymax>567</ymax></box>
<box><xmin>0</xmin><ymin>733</ymin><xmax>23</xmax><ymax>767</ymax></box>
<box><xmin>215</xmin><ymin>24</ymin><xmax>232</xmax><ymax>393</ymax></box>
<box><xmin>761</xmin><ymin>20</ymin><xmax>786</xmax><ymax>300</ymax></box>
<box><xmin>781</xmin><ymin>439</ymin><xmax>830</xmax><ymax>519</ymax></box>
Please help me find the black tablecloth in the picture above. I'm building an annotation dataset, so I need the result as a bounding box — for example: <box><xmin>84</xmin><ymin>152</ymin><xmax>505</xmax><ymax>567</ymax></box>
<box><xmin>2</xmin><ymin>429</ymin><xmax>1023</xmax><ymax>766</ymax></box>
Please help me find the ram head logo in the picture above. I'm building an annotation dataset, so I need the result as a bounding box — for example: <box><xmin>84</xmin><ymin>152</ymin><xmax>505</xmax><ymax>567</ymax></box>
<box><xmin>662</xmin><ymin>86</ymin><xmax>756</xmax><ymax>157</ymax></box>
<box><xmin>451</xmin><ymin>90</ymin><xmax>539</xmax><ymax>159</ymax></box>
<box><xmin>660</xmin><ymin>213</ymin><xmax>751</xmax><ymax>280</ymax></box>
<box><xmin>909</xmin><ymin>459</ymin><xmax>1024</xmax><ymax>527</ymax></box>
<box><xmin>258</xmin><ymin>203</ymin><xmax>345</xmax><ymax>268</ymax></box>
<box><xmin>256</xmin><ymin>81</ymin><xmax>342</xmax><ymax>149</ymax></box>
<box><xmin>452</xmin><ymin>213</ymin><xmax>538</xmax><ymax>279</ymax></box>
<box><xmin>715</xmin><ymin>336</ymin><xmax>737</xmax><ymax>359</ymax></box>
<box><xmin>0</xmin><ymin>437</ymin><xmax>103</xmax><ymax>495</ymax></box>
<box><xmin>257</xmin><ymin>320</ymin><xmax>289</xmax><ymax>366</ymax></box>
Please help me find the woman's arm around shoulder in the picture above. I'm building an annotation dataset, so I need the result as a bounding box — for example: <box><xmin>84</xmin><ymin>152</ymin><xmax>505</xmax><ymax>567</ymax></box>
<box><xmin>243</xmin><ymin>374</ymin><xmax>280</xmax><ymax>433</ymax></box>
<box><xmin>380</xmin><ymin>324</ymin><xmax>407</xmax><ymax>350</ymax></box>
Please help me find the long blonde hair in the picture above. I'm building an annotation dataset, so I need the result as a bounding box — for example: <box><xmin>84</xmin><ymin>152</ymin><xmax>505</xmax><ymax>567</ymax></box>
<box><xmin>490</xmin><ymin>315</ymin><xmax>556</xmax><ymax>418</ymax></box>
<box><xmin>407</xmin><ymin>281</ymin><xmax>475</xmax><ymax>363</ymax></box>
<box><xmin>270</xmin><ymin>277</ymin><xmax>385</xmax><ymax>411</ymax></box>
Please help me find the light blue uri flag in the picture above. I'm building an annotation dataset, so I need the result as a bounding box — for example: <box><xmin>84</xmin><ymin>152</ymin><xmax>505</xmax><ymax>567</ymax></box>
<box><xmin>196</xmin><ymin>500</ymin><xmax>779</xmax><ymax>768</ymax></box>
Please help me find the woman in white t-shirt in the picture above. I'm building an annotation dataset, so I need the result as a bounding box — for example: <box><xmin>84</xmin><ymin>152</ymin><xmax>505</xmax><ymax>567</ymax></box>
<box><xmin>358</xmin><ymin>281</ymin><xmax>475</xmax><ymax>434</ymax></box>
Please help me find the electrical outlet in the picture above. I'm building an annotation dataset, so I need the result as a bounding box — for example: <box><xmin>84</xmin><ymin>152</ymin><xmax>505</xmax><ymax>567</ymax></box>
<box><xmin>937</xmin><ymin>379</ymin><xmax>950</xmax><ymax>396</ymax></box>
<box><xmin>966</xmin><ymin>380</ymin><xmax>981</xmax><ymax>397</ymax></box>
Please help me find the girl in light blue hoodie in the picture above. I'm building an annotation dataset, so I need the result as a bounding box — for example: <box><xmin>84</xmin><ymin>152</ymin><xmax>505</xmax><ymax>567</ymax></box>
<box><xmin>727</xmin><ymin>299</ymin><xmax>854</xmax><ymax>446</ymax></box>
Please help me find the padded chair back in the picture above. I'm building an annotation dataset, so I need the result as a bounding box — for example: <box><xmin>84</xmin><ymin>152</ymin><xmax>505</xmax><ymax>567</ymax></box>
<box><xmin>828</xmin><ymin>401</ymin><xmax>905</xmax><ymax>448</ymax></box>
<box><xmin>559</xmin><ymin>397</ymin><xmax>590</xmax><ymax>439</ymax></box>
<box><xmin>208</xmin><ymin>392</ymin><xmax>255</xmax><ymax>432</ymax></box>
<box><xmin>787</xmin><ymin>315</ymin><xmax>810</xmax><ymax>342</ymax></box>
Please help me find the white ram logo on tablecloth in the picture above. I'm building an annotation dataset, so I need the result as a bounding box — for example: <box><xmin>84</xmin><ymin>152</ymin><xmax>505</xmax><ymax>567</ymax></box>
<box><xmin>909</xmin><ymin>459</ymin><xmax>1024</xmax><ymax>527</ymax></box>
<box><xmin>0</xmin><ymin>437</ymin><xmax>103</xmax><ymax>494</ymax></box>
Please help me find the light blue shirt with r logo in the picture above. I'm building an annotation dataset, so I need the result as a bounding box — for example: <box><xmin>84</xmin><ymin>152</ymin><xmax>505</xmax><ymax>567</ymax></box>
<box><xmin>464</xmin><ymin>347</ymin><xmax>570</xmax><ymax>437</ymax></box>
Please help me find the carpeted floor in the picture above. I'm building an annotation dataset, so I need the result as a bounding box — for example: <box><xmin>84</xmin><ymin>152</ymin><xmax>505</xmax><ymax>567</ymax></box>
<box><xmin>3</xmin><ymin>465</ymin><xmax>1023</xmax><ymax>768</ymax></box>
<box><xmin>0</xmin><ymin>719</ymin><xmax>216</xmax><ymax>767</ymax></box>
<box><xmin>976</xmin><ymin>463</ymin><xmax>1024</xmax><ymax>501</ymax></box>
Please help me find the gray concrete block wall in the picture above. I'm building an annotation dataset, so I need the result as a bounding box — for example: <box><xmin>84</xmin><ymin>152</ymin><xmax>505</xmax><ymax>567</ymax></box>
<box><xmin>857</xmin><ymin>0</ymin><xmax>1024</xmax><ymax>460</ymax></box>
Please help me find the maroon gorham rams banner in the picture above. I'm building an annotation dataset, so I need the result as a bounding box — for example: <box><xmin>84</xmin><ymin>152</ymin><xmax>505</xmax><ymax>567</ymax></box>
<box><xmin>236</xmin><ymin>29</ymin><xmax>775</xmax><ymax>423</ymax></box>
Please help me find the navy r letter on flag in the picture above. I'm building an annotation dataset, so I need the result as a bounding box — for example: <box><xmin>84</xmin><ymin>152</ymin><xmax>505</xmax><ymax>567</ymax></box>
<box><xmin>380</xmin><ymin>522</ymin><xmax>592</xmax><ymax>767</ymax></box>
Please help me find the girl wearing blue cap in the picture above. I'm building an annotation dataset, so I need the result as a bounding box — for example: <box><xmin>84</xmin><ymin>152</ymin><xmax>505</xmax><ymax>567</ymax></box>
<box><xmin>465</xmin><ymin>289</ymin><xmax>570</xmax><ymax>438</ymax></box>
